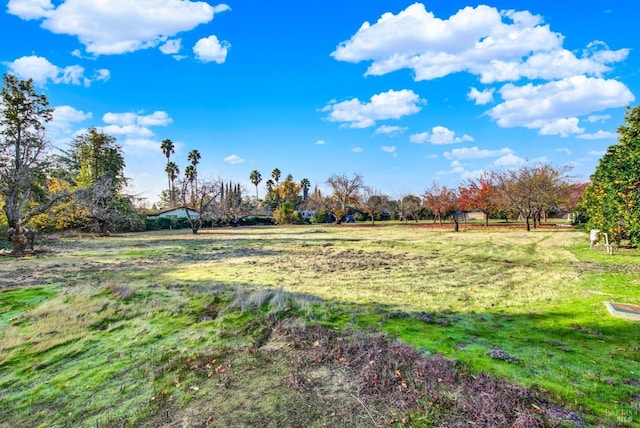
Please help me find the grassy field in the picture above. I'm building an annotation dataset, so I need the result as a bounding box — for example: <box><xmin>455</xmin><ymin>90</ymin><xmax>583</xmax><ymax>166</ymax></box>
<box><xmin>0</xmin><ymin>224</ymin><xmax>638</xmax><ymax>427</ymax></box>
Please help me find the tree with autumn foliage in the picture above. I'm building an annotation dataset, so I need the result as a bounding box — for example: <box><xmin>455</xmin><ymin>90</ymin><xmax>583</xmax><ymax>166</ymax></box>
<box><xmin>459</xmin><ymin>173</ymin><xmax>500</xmax><ymax>226</ymax></box>
<box><xmin>423</xmin><ymin>183</ymin><xmax>458</xmax><ymax>227</ymax></box>
<box><xmin>580</xmin><ymin>106</ymin><xmax>640</xmax><ymax>246</ymax></box>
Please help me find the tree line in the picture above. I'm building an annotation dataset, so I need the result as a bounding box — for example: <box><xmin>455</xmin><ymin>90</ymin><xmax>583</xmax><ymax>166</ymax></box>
<box><xmin>2</xmin><ymin>72</ymin><xmax>638</xmax><ymax>254</ymax></box>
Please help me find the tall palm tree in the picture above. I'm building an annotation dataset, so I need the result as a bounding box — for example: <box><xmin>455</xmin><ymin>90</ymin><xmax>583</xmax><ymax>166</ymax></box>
<box><xmin>187</xmin><ymin>149</ymin><xmax>201</xmax><ymax>193</ymax></box>
<box><xmin>300</xmin><ymin>178</ymin><xmax>311</xmax><ymax>202</ymax></box>
<box><xmin>161</xmin><ymin>139</ymin><xmax>175</xmax><ymax>196</ymax></box>
<box><xmin>165</xmin><ymin>161</ymin><xmax>179</xmax><ymax>206</ymax></box>
<box><xmin>249</xmin><ymin>169</ymin><xmax>262</xmax><ymax>201</ymax></box>
<box><xmin>271</xmin><ymin>168</ymin><xmax>281</xmax><ymax>185</ymax></box>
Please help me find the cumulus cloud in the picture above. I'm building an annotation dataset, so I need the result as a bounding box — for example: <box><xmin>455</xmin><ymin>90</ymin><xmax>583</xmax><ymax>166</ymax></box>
<box><xmin>493</xmin><ymin>153</ymin><xmax>526</xmax><ymax>167</ymax></box>
<box><xmin>332</xmin><ymin>3</ymin><xmax>628</xmax><ymax>83</ymax></box>
<box><xmin>467</xmin><ymin>87</ymin><xmax>494</xmax><ymax>105</ymax></box>
<box><xmin>50</xmin><ymin>105</ymin><xmax>92</xmax><ymax>132</ymax></box>
<box><xmin>487</xmin><ymin>76</ymin><xmax>634</xmax><ymax>135</ymax></box>
<box><xmin>332</xmin><ymin>3</ymin><xmax>633</xmax><ymax>136</ymax></box>
<box><xmin>6</xmin><ymin>55</ymin><xmax>109</xmax><ymax>87</ymax></box>
<box><xmin>323</xmin><ymin>89</ymin><xmax>424</xmax><ymax>128</ymax></box>
<box><xmin>103</xmin><ymin>111</ymin><xmax>172</xmax><ymax>127</ymax></box>
<box><xmin>7</xmin><ymin>0</ymin><xmax>230</xmax><ymax>56</ymax></box>
<box><xmin>316</xmin><ymin>139</ymin><xmax>326</xmax><ymax>145</ymax></box>
<box><xmin>443</xmin><ymin>146</ymin><xmax>513</xmax><ymax>160</ymax></box>
<box><xmin>410</xmin><ymin>126</ymin><xmax>473</xmax><ymax>145</ymax></box>
<box><xmin>374</xmin><ymin>125</ymin><xmax>408</xmax><ymax>136</ymax></box>
<box><xmin>193</xmin><ymin>35</ymin><xmax>230</xmax><ymax>63</ymax></box>
<box><xmin>224</xmin><ymin>154</ymin><xmax>245</xmax><ymax>164</ymax></box>
<box><xmin>352</xmin><ymin>146</ymin><xmax>363</xmax><ymax>153</ymax></box>
<box><xmin>97</xmin><ymin>110</ymin><xmax>173</xmax><ymax>156</ymax></box>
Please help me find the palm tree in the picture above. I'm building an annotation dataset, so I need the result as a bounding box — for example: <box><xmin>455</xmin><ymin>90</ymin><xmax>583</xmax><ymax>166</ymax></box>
<box><xmin>271</xmin><ymin>168</ymin><xmax>281</xmax><ymax>185</ymax></box>
<box><xmin>165</xmin><ymin>161</ymin><xmax>180</xmax><ymax>206</ymax></box>
<box><xmin>300</xmin><ymin>178</ymin><xmax>311</xmax><ymax>202</ymax></box>
<box><xmin>161</xmin><ymin>139</ymin><xmax>175</xmax><ymax>196</ymax></box>
<box><xmin>187</xmin><ymin>149</ymin><xmax>201</xmax><ymax>193</ymax></box>
<box><xmin>249</xmin><ymin>169</ymin><xmax>262</xmax><ymax>201</ymax></box>
<box><xmin>265</xmin><ymin>179</ymin><xmax>274</xmax><ymax>194</ymax></box>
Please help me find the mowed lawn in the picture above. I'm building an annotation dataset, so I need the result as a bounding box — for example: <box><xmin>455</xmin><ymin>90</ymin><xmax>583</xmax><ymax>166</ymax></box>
<box><xmin>0</xmin><ymin>224</ymin><xmax>638</xmax><ymax>427</ymax></box>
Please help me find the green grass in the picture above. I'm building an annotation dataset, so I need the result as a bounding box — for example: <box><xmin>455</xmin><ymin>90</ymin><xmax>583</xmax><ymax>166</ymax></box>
<box><xmin>0</xmin><ymin>224</ymin><xmax>638</xmax><ymax>427</ymax></box>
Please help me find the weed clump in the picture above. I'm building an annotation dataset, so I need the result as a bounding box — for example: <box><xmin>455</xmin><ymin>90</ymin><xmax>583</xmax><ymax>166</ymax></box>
<box><xmin>487</xmin><ymin>349</ymin><xmax>520</xmax><ymax>364</ymax></box>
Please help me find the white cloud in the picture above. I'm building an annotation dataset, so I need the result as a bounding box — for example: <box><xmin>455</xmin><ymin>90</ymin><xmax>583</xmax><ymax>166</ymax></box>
<box><xmin>374</xmin><ymin>125</ymin><xmax>408</xmax><ymax>136</ymax></box>
<box><xmin>556</xmin><ymin>148</ymin><xmax>572</xmax><ymax>156</ymax></box>
<box><xmin>586</xmin><ymin>114</ymin><xmax>611</xmax><ymax>123</ymax></box>
<box><xmin>102</xmin><ymin>111</ymin><xmax>172</xmax><ymax>127</ymax></box>
<box><xmin>493</xmin><ymin>153</ymin><xmax>526</xmax><ymax>167</ymax></box>
<box><xmin>488</xmin><ymin>76</ymin><xmax>634</xmax><ymax>134</ymax></box>
<box><xmin>50</xmin><ymin>105</ymin><xmax>92</xmax><ymax>132</ymax></box>
<box><xmin>576</xmin><ymin>130</ymin><xmax>617</xmax><ymax>140</ymax></box>
<box><xmin>316</xmin><ymin>139</ymin><xmax>326</xmax><ymax>145</ymax></box>
<box><xmin>352</xmin><ymin>146</ymin><xmax>363</xmax><ymax>153</ymax></box>
<box><xmin>94</xmin><ymin>69</ymin><xmax>110</xmax><ymax>82</ymax></box>
<box><xmin>193</xmin><ymin>35</ymin><xmax>230</xmax><ymax>63</ymax></box>
<box><xmin>102</xmin><ymin>124</ymin><xmax>154</xmax><ymax>138</ymax></box>
<box><xmin>381</xmin><ymin>145</ymin><xmax>397</xmax><ymax>156</ymax></box>
<box><xmin>122</xmin><ymin>138</ymin><xmax>165</xmax><ymax>157</ymax></box>
<box><xmin>409</xmin><ymin>132</ymin><xmax>429</xmax><ymax>144</ymax></box>
<box><xmin>323</xmin><ymin>89</ymin><xmax>424</xmax><ymax>128</ymax></box>
<box><xmin>588</xmin><ymin>150</ymin><xmax>606</xmax><ymax>156</ymax></box>
<box><xmin>410</xmin><ymin>126</ymin><xmax>473</xmax><ymax>145</ymax></box>
<box><xmin>103</xmin><ymin>112</ymin><xmax>138</xmax><ymax>126</ymax></box>
<box><xmin>138</xmin><ymin>111</ymin><xmax>173</xmax><ymax>126</ymax></box>
<box><xmin>7</xmin><ymin>0</ymin><xmax>231</xmax><ymax>56</ymax></box>
<box><xmin>160</xmin><ymin>38</ymin><xmax>182</xmax><ymax>55</ymax></box>
<box><xmin>332</xmin><ymin>4</ymin><xmax>628</xmax><ymax>83</ymax></box>
<box><xmin>6</xmin><ymin>55</ymin><xmax>103</xmax><ymax>87</ymax></box>
<box><xmin>467</xmin><ymin>87</ymin><xmax>494</xmax><ymax>105</ymax></box>
<box><xmin>96</xmin><ymin>111</ymin><xmax>174</xmax><ymax>156</ymax></box>
<box><xmin>224</xmin><ymin>154</ymin><xmax>245</xmax><ymax>164</ymax></box>
<box><xmin>7</xmin><ymin>0</ymin><xmax>54</xmax><ymax>20</ymax></box>
<box><xmin>444</xmin><ymin>146</ymin><xmax>513</xmax><ymax>160</ymax></box>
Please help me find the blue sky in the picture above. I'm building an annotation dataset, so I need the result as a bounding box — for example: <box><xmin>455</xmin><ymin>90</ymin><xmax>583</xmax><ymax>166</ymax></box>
<box><xmin>2</xmin><ymin>1</ymin><xmax>638</xmax><ymax>205</ymax></box>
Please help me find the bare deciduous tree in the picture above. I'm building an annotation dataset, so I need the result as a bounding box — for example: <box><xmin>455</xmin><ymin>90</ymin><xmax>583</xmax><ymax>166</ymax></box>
<box><xmin>326</xmin><ymin>173</ymin><xmax>363</xmax><ymax>223</ymax></box>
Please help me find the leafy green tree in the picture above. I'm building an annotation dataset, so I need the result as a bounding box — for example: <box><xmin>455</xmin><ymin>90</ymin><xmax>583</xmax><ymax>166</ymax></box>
<box><xmin>0</xmin><ymin>74</ymin><xmax>62</xmax><ymax>253</ymax></box>
<box><xmin>69</xmin><ymin>128</ymin><xmax>139</xmax><ymax>235</ymax></box>
<box><xmin>249</xmin><ymin>169</ymin><xmax>262</xmax><ymax>201</ymax></box>
<box><xmin>581</xmin><ymin>106</ymin><xmax>640</xmax><ymax>245</ymax></box>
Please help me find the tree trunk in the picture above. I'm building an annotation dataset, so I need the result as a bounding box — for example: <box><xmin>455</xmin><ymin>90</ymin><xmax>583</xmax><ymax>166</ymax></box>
<box><xmin>10</xmin><ymin>224</ymin><xmax>29</xmax><ymax>254</ymax></box>
<box><xmin>525</xmin><ymin>215</ymin><xmax>531</xmax><ymax>231</ymax></box>
<box><xmin>484</xmin><ymin>212</ymin><xmax>489</xmax><ymax>227</ymax></box>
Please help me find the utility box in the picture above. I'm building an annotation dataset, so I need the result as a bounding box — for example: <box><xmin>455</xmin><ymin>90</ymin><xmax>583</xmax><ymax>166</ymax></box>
<box><xmin>590</xmin><ymin>229</ymin><xmax>599</xmax><ymax>248</ymax></box>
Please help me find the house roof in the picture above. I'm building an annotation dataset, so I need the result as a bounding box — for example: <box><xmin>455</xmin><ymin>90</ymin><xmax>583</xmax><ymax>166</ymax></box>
<box><xmin>146</xmin><ymin>206</ymin><xmax>199</xmax><ymax>216</ymax></box>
